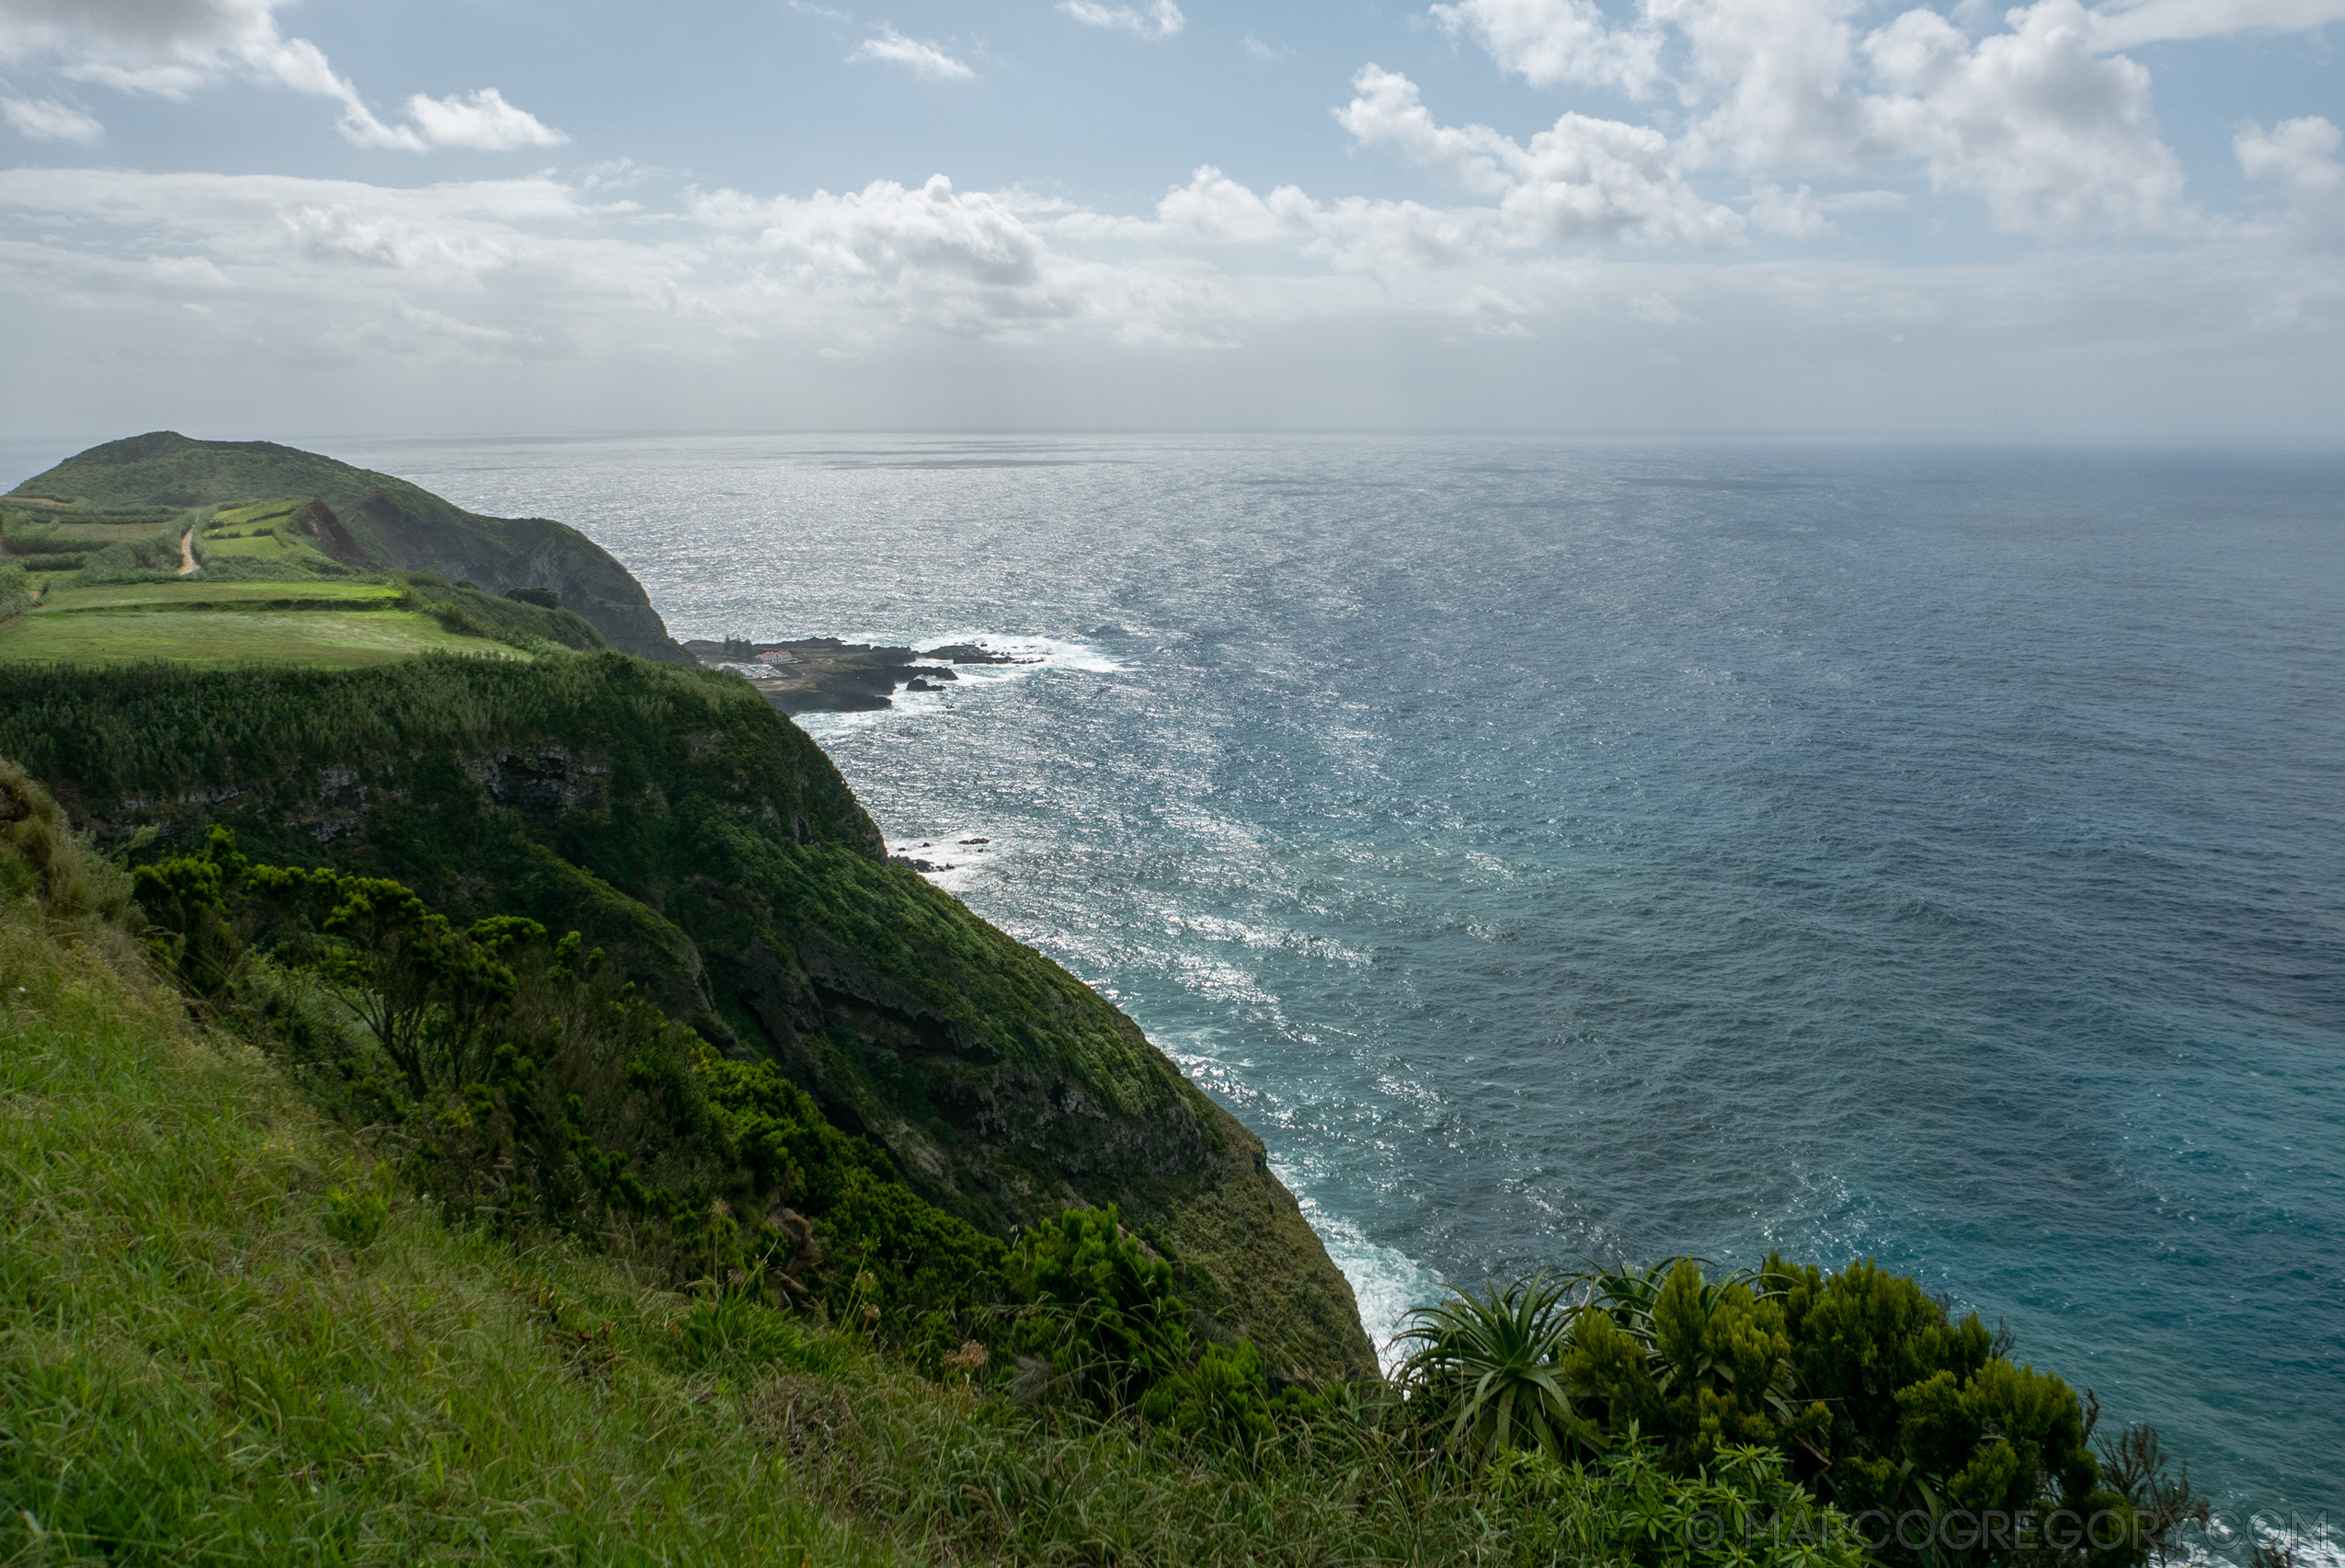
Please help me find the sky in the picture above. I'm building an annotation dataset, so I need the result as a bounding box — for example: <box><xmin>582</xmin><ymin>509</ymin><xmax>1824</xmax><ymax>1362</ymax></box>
<box><xmin>0</xmin><ymin>0</ymin><xmax>2339</xmax><ymax>442</ymax></box>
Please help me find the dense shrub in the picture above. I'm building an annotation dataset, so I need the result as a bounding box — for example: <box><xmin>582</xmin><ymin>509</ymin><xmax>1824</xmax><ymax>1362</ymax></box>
<box><xmin>1489</xmin><ymin>1439</ymin><xmax>1870</xmax><ymax>1568</ymax></box>
<box><xmin>62</xmin><ymin>528</ymin><xmax>189</xmax><ymax>583</ymax></box>
<box><xmin>1005</xmin><ymin>1205</ymin><xmax>1193</xmax><ymax>1410</ymax></box>
<box><xmin>1395</xmin><ymin>1253</ymin><xmax>2186</xmax><ymax>1567</ymax></box>
<box><xmin>132</xmin><ymin>830</ymin><xmax>1007</xmax><ymax>1337</ymax></box>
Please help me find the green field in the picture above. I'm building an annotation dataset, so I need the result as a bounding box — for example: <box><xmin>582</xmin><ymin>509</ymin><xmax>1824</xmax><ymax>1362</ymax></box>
<box><xmin>0</xmin><ymin>607</ymin><xmax>523</xmax><ymax>666</ymax></box>
<box><xmin>20</xmin><ymin>521</ymin><xmax>175</xmax><ymax>543</ymax></box>
<box><xmin>195</xmin><ymin>532</ymin><xmax>290</xmax><ymax>557</ymax></box>
<box><xmin>36</xmin><ymin>580</ymin><xmax>401</xmax><ymax>613</ymax></box>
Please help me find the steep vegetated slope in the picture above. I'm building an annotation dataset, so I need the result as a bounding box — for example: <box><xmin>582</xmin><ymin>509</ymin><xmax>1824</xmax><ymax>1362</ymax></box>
<box><xmin>0</xmin><ymin>764</ymin><xmax>897</xmax><ymax>1564</ymax></box>
<box><xmin>9</xmin><ymin>432</ymin><xmax>689</xmax><ymax>663</ymax></box>
<box><xmin>0</xmin><ymin>655</ymin><xmax>1377</xmax><ymax>1382</ymax></box>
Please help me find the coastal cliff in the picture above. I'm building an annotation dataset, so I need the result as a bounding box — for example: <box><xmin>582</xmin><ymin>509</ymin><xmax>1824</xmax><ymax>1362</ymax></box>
<box><xmin>0</xmin><ymin>655</ymin><xmax>1376</xmax><ymax>1383</ymax></box>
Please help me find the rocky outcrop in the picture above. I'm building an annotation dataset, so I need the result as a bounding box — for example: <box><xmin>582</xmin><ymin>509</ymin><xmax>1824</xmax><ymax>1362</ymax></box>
<box><xmin>678</xmin><ymin>636</ymin><xmax>1012</xmax><ymax>715</ymax></box>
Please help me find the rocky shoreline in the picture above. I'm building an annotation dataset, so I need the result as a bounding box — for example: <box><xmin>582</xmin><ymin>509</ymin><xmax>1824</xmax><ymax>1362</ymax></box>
<box><xmin>681</xmin><ymin>635</ymin><xmax>1037</xmax><ymax>715</ymax></box>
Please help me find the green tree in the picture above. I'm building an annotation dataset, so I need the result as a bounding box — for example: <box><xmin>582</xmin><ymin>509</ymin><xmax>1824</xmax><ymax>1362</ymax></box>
<box><xmin>1550</xmin><ymin>1259</ymin><xmax>1818</xmax><ymax>1472</ymax></box>
<box><xmin>303</xmin><ymin>875</ymin><xmax>532</xmax><ymax>1097</ymax></box>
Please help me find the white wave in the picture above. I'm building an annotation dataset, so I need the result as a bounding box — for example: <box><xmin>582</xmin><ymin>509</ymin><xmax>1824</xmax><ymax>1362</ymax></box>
<box><xmin>916</xmin><ymin>631</ymin><xmax>1126</xmax><ymax>676</ymax></box>
<box><xmin>794</xmin><ymin>632</ymin><xmax>1119</xmax><ymax>744</ymax></box>
<box><xmin>794</xmin><ymin>694</ymin><xmax>941</xmax><ymax>740</ymax></box>
<box><xmin>1292</xmin><ymin>1199</ymin><xmax>1442</xmax><ymax>1375</ymax></box>
<box><xmin>2168</xmin><ymin>1516</ymin><xmax>2342</xmax><ymax>1568</ymax></box>
<box><xmin>884</xmin><ymin>827</ymin><xmax>1009</xmax><ymax>894</ymax></box>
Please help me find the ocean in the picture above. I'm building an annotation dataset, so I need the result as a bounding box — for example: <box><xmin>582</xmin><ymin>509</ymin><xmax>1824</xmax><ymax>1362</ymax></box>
<box><xmin>322</xmin><ymin>432</ymin><xmax>2345</xmax><ymax>1520</ymax></box>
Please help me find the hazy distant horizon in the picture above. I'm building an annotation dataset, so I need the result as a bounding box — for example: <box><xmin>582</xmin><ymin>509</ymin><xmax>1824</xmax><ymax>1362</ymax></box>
<box><xmin>9</xmin><ymin>428</ymin><xmax>2345</xmax><ymax>489</ymax></box>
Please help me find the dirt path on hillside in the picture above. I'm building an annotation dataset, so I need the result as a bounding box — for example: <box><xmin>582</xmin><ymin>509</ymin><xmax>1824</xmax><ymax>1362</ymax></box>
<box><xmin>177</xmin><ymin>527</ymin><xmax>198</xmax><ymax>577</ymax></box>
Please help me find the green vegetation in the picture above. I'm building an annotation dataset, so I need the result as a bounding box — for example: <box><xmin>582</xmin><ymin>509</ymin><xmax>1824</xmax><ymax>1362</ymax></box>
<box><xmin>36</xmin><ymin>580</ymin><xmax>403</xmax><ymax>612</ymax></box>
<box><xmin>0</xmin><ymin>606</ymin><xmax>526</xmax><ymax>667</ymax></box>
<box><xmin>1396</xmin><ymin>1273</ymin><xmax>1602</xmax><ymax>1461</ymax></box>
<box><xmin>400</xmin><ymin>575</ymin><xmax>607</xmax><ymax>652</ymax></box>
<box><xmin>1</xmin><ymin>506</ymin><xmax>188</xmax><ymax>579</ymax></box>
<box><xmin>0</xmin><ymin>562</ymin><xmax>603</xmax><ymax>666</ymax></box>
<box><xmin>0</xmin><ymin>654</ymin><xmax>1378</xmax><ymax>1383</ymax></box>
<box><xmin>1390</xmin><ymin>1260</ymin><xmax>2206</xmax><ymax>1567</ymax></box>
<box><xmin>15</xmin><ymin>434</ymin><xmax>471</xmax><ymax>519</ymax></box>
<box><xmin>130</xmin><ymin>824</ymin><xmax>1012</xmax><ymax>1345</ymax></box>
<box><xmin>0</xmin><ymin>767</ymin><xmax>891</xmax><ymax>1565</ymax></box>
<box><xmin>7</xmin><ymin>433</ymin><xmax>690</xmax><ymax>660</ymax></box>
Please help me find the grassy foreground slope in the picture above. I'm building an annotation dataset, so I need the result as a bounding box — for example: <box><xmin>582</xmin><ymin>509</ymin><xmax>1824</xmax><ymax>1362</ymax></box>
<box><xmin>0</xmin><ymin>655</ymin><xmax>1377</xmax><ymax>1383</ymax></box>
<box><xmin>8</xmin><ymin>432</ymin><xmax>689</xmax><ymax>663</ymax></box>
<box><xmin>0</xmin><ymin>768</ymin><xmax>892</xmax><ymax>1566</ymax></box>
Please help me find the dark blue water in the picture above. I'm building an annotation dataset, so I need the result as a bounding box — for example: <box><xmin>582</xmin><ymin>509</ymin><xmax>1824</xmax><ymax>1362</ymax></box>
<box><xmin>328</xmin><ymin>434</ymin><xmax>2345</xmax><ymax>1517</ymax></box>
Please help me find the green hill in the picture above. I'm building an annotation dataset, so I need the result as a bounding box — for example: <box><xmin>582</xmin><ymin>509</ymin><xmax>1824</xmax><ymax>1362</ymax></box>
<box><xmin>9</xmin><ymin>433</ymin><xmax>689</xmax><ymax>664</ymax></box>
<box><xmin>0</xmin><ymin>654</ymin><xmax>1378</xmax><ymax>1384</ymax></box>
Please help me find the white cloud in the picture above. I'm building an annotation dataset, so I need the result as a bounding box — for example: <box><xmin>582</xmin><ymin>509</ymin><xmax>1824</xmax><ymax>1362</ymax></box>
<box><xmin>1748</xmin><ymin>180</ymin><xmax>1906</xmax><ymax>235</ymax></box>
<box><xmin>0</xmin><ymin>162</ymin><xmax>2339</xmax><ymax>439</ymax></box>
<box><xmin>1429</xmin><ymin>0</ymin><xmax>2196</xmax><ymax>234</ymax></box>
<box><xmin>400</xmin><ymin>88</ymin><xmax>567</xmax><ymax>151</ymax></box>
<box><xmin>1243</xmin><ymin>32</ymin><xmax>1291</xmax><ymax>61</ymax></box>
<box><xmin>0</xmin><ymin>0</ymin><xmax>294</xmax><ymax>97</ymax></box>
<box><xmin>0</xmin><ymin>92</ymin><xmax>102</xmax><ymax>142</ymax></box>
<box><xmin>2236</xmin><ymin>115</ymin><xmax>2343</xmax><ymax>201</ymax></box>
<box><xmin>1154</xmin><ymin>166</ymin><xmax>1322</xmax><ymax>244</ymax></box>
<box><xmin>1865</xmin><ymin>0</ymin><xmax>2186</xmax><ymax>232</ymax></box>
<box><xmin>1664</xmin><ymin>0</ymin><xmax>1882</xmax><ymax>175</ymax></box>
<box><xmin>1429</xmin><ymin>0</ymin><xmax>1665</xmax><ymax>95</ymax></box>
<box><xmin>0</xmin><ymin>0</ymin><xmax>566</xmax><ymax>151</ymax></box>
<box><xmin>1122</xmin><ymin>166</ymin><xmax>1488</xmax><ymax>273</ymax></box>
<box><xmin>1059</xmin><ymin>0</ymin><xmax>1185</xmax><ymax>39</ymax></box>
<box><xmin>849</xmin><ymin>24</ymin><xmax>975</xmax><ymax>78</ymax></box>
<box><xmin>2236</xmin><ymin>115</ymin><xmax>2344</xmax><ymax>245</ymax></box>
<box><xmin>2091</xmin><ymin>0</ymin><xmax>2345</xmax><ymax>47</ymax></box>
<box><xmin>740</xmin><ymin>175</ymin><xmax>1047</xmax><ymax>291</ymax></box>
<box><xmin>1337</xmin><ymin>66</ymin><xmax>1747</xmax><ymax>247</ymax></box>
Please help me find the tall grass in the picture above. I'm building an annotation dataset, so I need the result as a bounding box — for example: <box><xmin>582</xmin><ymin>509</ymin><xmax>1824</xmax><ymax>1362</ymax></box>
<box><xmin>0</xmin><ymin>771</ymin><xmax>893</xmax><ymax>1567</ymax></box>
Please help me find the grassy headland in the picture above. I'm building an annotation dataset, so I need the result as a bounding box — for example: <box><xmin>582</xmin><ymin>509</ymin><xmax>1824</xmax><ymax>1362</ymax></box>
<box><xmin>6</xmin><ymin>432</ymin><xmax>688</xmax><ymax>662</ymax></box>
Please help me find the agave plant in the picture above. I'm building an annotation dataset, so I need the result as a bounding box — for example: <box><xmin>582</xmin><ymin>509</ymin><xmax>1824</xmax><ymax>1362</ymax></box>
<box><xmin>1396</xmin><ymin>1272</ymin><xmax>1605</xmax><ymax>1462</ymax></box>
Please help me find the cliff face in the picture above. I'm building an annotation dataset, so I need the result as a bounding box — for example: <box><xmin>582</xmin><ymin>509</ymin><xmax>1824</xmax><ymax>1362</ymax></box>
<box><xmin>0</xmin><ymin>656</ymin><xmax>1377</xmax><ymax>1383</ymax></box>
<box><xmin>9</xmin><ymin>433</ymin><xmax>691</xmax><ymax>665</ymax></box>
